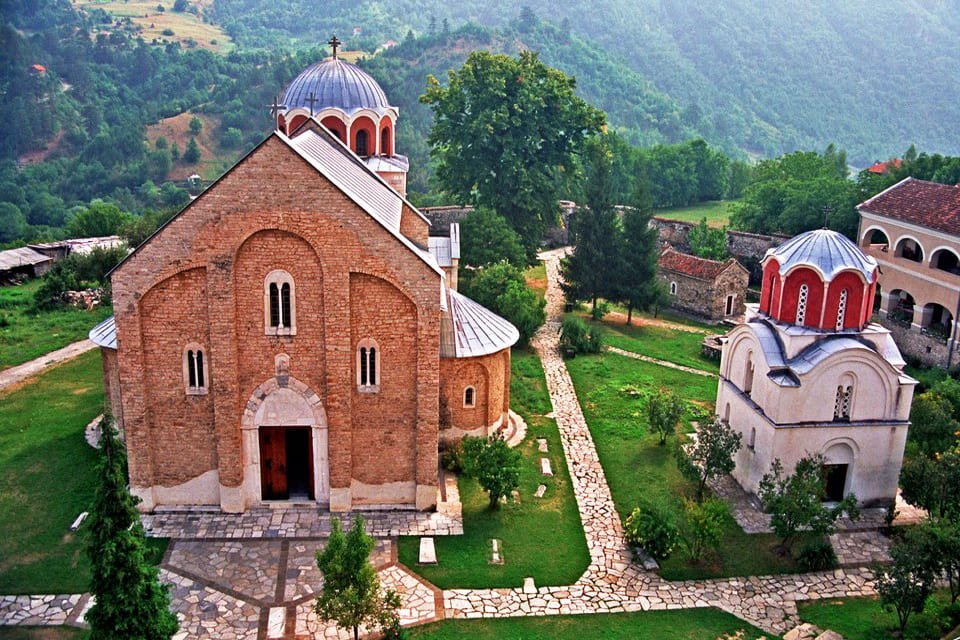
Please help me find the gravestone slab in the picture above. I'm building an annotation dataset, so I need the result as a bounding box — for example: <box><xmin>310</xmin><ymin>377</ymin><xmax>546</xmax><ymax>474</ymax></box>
<box><xmin>537</xmin><ymin>438</ymin><xmax>548</xmax><ymax>453</ymax></box>
<box><xmin>534</xmin><ymin>484</ymin><xmax>547</xmax><ymax>498</ymax></box>
<box><xmin>540</xmin><ymin>458</ymin><xmax>553</xmax><ymax>476</ymax></box>
<box><xmin>70</xmin><ymin>512</ymin><xmax>88</xmax><ymax>531</ymax></box>
<box><xmin>418</xmin><ymin>537</ymin><xmax>437</xmax><ymax>564</ymax></box>
<box><xmin>489</xmin><ymin>539</ymin><xmax>503</xmax><ymax>564</ymax></box>
<box><xmin>266</xmin><ymin>607</ymin><xmax>286</xmax><ymax>639</ymax></box>
<box><xmin>522</xmin><ymin>576</ymin><xmax>536</xmax><ymax>594</ymax></box>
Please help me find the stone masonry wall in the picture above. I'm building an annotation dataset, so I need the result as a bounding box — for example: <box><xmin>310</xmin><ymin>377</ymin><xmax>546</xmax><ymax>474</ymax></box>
<box><xmin>660</xmin><ymin>271</ymin><xmax>717</xmax><ymax>320</ymax></box>
<box><xmin>438</xmin><ymin>349</ymin><xmax>509</xmax><ymax>440</ymax></box>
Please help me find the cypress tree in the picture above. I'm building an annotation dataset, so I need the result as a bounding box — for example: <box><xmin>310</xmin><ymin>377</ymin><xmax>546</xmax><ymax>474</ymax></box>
<box><xmin>86</xmin><ymin>419</ymin><xmax>178</xmax><ymax>640</ymax></box>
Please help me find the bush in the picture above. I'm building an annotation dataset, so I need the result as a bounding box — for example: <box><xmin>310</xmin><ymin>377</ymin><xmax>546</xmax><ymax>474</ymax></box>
<box><xmin>680</xmin><ymin>498</ymin><xmax>727</xmax><ymax>562</ymax></box>
<box><xmin>624</xmin><ymin>501</ymin><xmax>679</xmax><ymax>560</ymax></box>
<box><xmin>440</xmin><ymin>441</ymin><xmax>463</xmax><ymax>473</ymax></box>
<box><xmin>559</xmin><ymin>316</ymin><xmax>603</xmax><ymax>356</ymax></box>
<box><xmin>797</xmin><ymin>536</ymin><xmax>836</xmax><ymax>571</ymax></box>
<box><xmin>589</xmin><ymin>300</ymin><xmax>610</xmax><ymax>321</ymax></box>
<box><xmin>33</xmin><ymin>245</ymin><xmax>127</xmax><ymax>309</ymax></box>
<box><xmin>459</xmin><ymin>436</ymin><xmax>521</xmax><ymax>509</ymax></box>
<box><xmin>161</xmin><ymin>27</ymin><xmax>174</xmax><ymax>36</ymax></box>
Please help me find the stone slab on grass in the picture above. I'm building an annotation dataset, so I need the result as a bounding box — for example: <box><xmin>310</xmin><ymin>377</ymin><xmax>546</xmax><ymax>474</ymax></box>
<box><xmin>534</xmin><ymin>484</ymin><xmax>547</xmax><ymax>498</ymax></box>
<box><xmin>540</xmin><ymin>457</ymin><xmax>553</xmax><ymax>476</ymax></box>
<box><xmin>418</xmin><ymin>537</ymin><xmax>437</xmax><ymax>565</ymax></box>
<box><xmin>522</xmin><ymin>577</ymin><xmax>536</xmax><ymax>594</ymax></box>
<box><xmin>537</xmin><ymin>438</ymin><xmax>548</xmax><ymax>453</ymax></box>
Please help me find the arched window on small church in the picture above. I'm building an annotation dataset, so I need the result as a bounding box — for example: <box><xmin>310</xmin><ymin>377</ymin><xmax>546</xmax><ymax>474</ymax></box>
<box><xmin>463</xmin><ymin>386</ymin><xmax>476</xmax><ymax>408</ymax></box>
<box><xmin>183</xmin><ymin>343</ymin><xmax>208</xmax><ymax>395</ymax></box>
<box><xmin>670</xmin><ymin>281</ymin><xmax>677</xmax><ymax>296</ymax></box>
<box><xmin>357</xmin><ymin>338</ymin><xmax>380</xmax><ymax>392</ymax></box>
<box><xmin>264</xmin><ymin>270</ymin><xmax>296</xmax><ymax>336</ymax></box>
<box><xmin>796</xmin><ymin>283</ymin><xmax>809</xmax><ymax>325</ymax></box>
<box><xmin>744</xmin><ymin>354</ymin><xmax>755</xmax><ymax>396</ymax></box>
<box><xmin>835</xmin><ymin>288</ymin><xmax>849</xmax><ymax>331</ymax></box>
<box><xmin>381</xmin><ymin>128</ymin><xmax>391</xmax><ymax>155</ymax></box>
<box><xmin>356</xmin><ymin>130</ymin><xmax>369</xmax><ymax>156</ymax></box>
<box><xmin>748</xmin><ymin>427</ymin><xmax>756</xmax><ymax>450</ymax></box>
<box><xmin>833</xmin><ymin>384</ymin><xmax>853</xmax><ymax>421</ymax></box>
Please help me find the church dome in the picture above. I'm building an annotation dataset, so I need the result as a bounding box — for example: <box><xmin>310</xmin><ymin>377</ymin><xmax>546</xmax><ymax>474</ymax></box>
<box><xmin>765</xmin><ymin>228</ymin><xmax>877</xmax><ymax>282</ymax></box>
<box><xmin>281</xmin><ymin>58</ymin><xmax>393</xmax><ymax>116</ymax></box>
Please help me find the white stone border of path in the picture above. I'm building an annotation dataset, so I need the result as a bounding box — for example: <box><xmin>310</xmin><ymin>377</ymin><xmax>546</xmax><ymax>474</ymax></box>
<box><xmin>606</xmin><ymin>345</ymin><xmax>718</xmax><ymax>378</ymax></box>
<box><xmin>0</xmin><ymin>339</ymin><xmax>97</xmax><ymax>392</ymax></box>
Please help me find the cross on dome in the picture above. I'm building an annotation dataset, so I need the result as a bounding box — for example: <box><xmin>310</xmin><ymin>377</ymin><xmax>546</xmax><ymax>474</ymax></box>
<box><xmin>328</xmin><ymin>34</ymin><xmax>341</xmax><ymax>59</ymax></box>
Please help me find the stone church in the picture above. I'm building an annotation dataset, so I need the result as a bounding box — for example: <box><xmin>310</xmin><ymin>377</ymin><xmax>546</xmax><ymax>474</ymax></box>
<box><xmin>90</xmin><ymin>49</ymin><xmax>519</xmax><ymax>514</ymax></box>
<box><xmin>716</xmin><ymin>229</ymin><xmax>916</xmax><ymax>507</ymax></box>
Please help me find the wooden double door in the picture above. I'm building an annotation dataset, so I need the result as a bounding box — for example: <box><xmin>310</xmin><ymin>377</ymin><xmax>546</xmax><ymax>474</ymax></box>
<box><xmin>259</xmin><ymin>426</ymin><xmax>314</xmax><ymax>501</ymax></box>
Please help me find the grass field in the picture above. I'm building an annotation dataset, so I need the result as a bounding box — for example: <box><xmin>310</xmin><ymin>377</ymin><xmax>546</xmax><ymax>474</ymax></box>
<box><xmin>407</xmin><ymin>607</ymin><xmax>773</xmax><ymax>639</ymax></box>
<box><xmin>0</xmin><ymin>280</ymin><xmax>111</xmax><ymax>371</ymax></box>
<box><xmin>653</xmin><ymin>201</ymin><xmax>736</xmax><ymax>228</ymax></box>
<box><xmin>398</xmin><ymin>349</ymin><xmax>590</xmax><ymax>588</ymax></box>
<box><xmin>77</xmin><ymin>0</ymin><xmax>231</xmax><ymax>53</ymax></box>
<box><xmin>798</xmin><ymin>591</ymin><xmax>957</xmax><ymax>640</ymax></box>
<box><xmin>145</xmin><ymin>112</ymin><xmax>239</xmax><ymax>182</ymax></box>
<box><xmin>0</xmin><ymin>351</ymin><xmax>166</xmax><ymax>593</ymax></box>
<box><xmin>566</xmin><ymin>352</ymin><xmax>802</xmax><ymax>580</ymax></box>
<box><xmin>524</xmin><ymin>263</ymin><xmax>548</xmax><ymax>301</ymax></box>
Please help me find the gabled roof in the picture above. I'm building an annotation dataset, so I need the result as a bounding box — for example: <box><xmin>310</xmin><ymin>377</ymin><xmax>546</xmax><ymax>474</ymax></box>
<box><xmin>440</xmin><ymin>288</ymin><xmax>519</xmax><ymax>358</ymax></box>
<box><xmin>658</xmin><ymin>247</ymin><xmax>741</xmax><ymax>281</ymax></box>
<box><xmin>866</xmin><ymin>159</ymin><xmax>901</xmax><ymax>175</ymax></box>
<box><xmin>858</xmin><ymin>177</ymin><xmax>960</xmax><ymax>237</ymax></box>
<box><xmin>0</xmin><ymin>247</ymin><xmax>52</xmax><ymax>270</ymax></box>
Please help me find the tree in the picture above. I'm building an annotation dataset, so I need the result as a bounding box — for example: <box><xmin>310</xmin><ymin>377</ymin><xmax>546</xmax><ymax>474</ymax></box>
<box><xmin>461</xmin><ymin>262</ymin><xmax>544</xmax><ymax>345</ymax></box>
<box><xmin>899</xmin><ymin>447</ymin><xmax>960</xmax><ymax>518</ymax></box>
<box><xmin>876</xmin><ymin>543</ymin><xmax>936</xmax><ymax>635</ymax></box>
<box><xmin>86</xmin><ymin>418</ymin><xmax>178</xmax><ymax>640</ymax></box>
<box><xmin>220</xmin><ymin>127</ymin><xmax>243</xmax><ymax>150</ymax></box>
<box><xmin>315</xmin><ymin>516</ymin><xmax>400</xmax><ymax>640</ymax></box>
<box><xmin>615</xmin><ymin>205</ymin><xmax>663</xmax><ymax>323</ymax></box>
<box><xmin>67</xmin><ymin>200</ymin><xmax>132</xmax><ymax>238</ymax></box>
<box><xmin>460</xmin><ymin>435</ymin><xmax>522</xmax><ymax>509</ymax></box>
<box><xmin>908</xmin><ymin>391</ymin><xmax>960</xmax><ymax>458</ymax></box>
<box><xmin>170</xmin><ymin>142</ymin><xmax>180</xmax><ymax>161</ymax></box>
<box><xmin>561</xmin><ymin>137</ymin><xmax>622</xmax><ymax>313</ymax></box>
<box><xmin>183</xmin><ymin>136</ymin><xmax>201</xmax><ymax>163</ymax></box>
<box><xmin>679</xmin><ymin>498</ymin><xmax>728</xmax><ymax>562</ymax></box>
<box><xmin>897</xmin><ymin>519</ymin><xmax>960</xmax><ymax>605</ymax></box>
<box><xmin>758</xmin><ymin>455</ymin><xmax>859</xmax><ymax>553</ymax></box>
<box><xmin>624</xmin><ymin>501</ymin><xmax>679</xmax><ymax>560</ymax></box>
<box><xmin>188</xmin><ymin>115</ymin><xmax>202</xmax><ymax>135</ymax></box>
<box><xmin>647</xmin><ymin>389</ymin><xmax>685</xmax><ymax>445</ymax></box>
<box><xmin>677</xmin><ymin>418</ymin><xmax>742</xmax><ymax>502</ymax></box>
<box><xmin>0</xmin><ymin>202</ymin><xmax>28</xmax><ymax>242</ymax></box>
<box><xmin>422</xmin><ymin>50</ymin><xmax>605</xmax><ymax>256</ymax></box>
<box><xmin>459</xmin><ymin>207</ymin><xmax>525</xmax><ymax>268</ymax></box>
<box><xmin>173</xmin><ymin>0</ymin><xmax>189</xmax><ymax>12</ymax></box>
<box><xmin>688</xmin><ymin>218</ymin><xmax>728</xmax><ymax>261</ymax></box>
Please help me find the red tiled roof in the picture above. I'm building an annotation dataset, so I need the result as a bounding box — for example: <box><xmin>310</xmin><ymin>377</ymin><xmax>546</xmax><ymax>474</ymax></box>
<box><xmin>858</xmin><ymin>177</ymin><xmax>960</xmax><ymax>237</ymax></box>
<box><xmin>658</xmin><ymin>248</ymin><xmax>730</xmax><ymax>280</ymax></box>
<box><xmin>866</xmin><ymin>158</ymin><xmax>901</xmax><ymax>175</ymax></box>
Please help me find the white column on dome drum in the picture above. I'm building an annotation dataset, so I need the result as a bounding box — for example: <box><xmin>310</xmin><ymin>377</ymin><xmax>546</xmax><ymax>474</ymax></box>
<box><xmin>818</xmin><ymin>280</ymin><xmax>829</xmax><ymax>328</ymax></box>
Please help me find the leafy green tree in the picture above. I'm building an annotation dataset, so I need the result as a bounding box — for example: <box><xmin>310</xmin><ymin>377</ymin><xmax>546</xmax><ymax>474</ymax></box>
<box><xmin>758</xmin><ymin>455</ymin><xmax>859</xmax><ymax>553</ymax></box>
<box><xmin>459</xmin><ymin>207</ymin><xmax>525</xmax><ymax>268</ymax></box>
<box><xmin>460</xmin><ymin>435</ymin><xmax>522</xmax><ymax>509</ymax></box>
<box><xmin>679</xmin><ymin>498</ymin><xmax>728</xmax><ymax>562</ymax></box>
<box><xmin>220</xmin><ymin>127</ymin><xmax>243</xmax><ymax>150</ymax></box>
<box><xmin>86</xmin><ymin>419</ymin><xmax>178</xmax><ymax>640</ymax></box>
<box><xmin>315</xmin><ymin>516</ymin><xmax>400</xmax><ymax>640</ymax></box>
<box><xmin>624</xmin><ymin>501</ymin><xmax>679</xmax><ymax>560</ymax></box>
<box><xmin>559</xmin><ymin>315</ymin><xmax>603</xmax><ymax>355</ymax></box>
<box><xmin>899</xmin><ymin>447</ymin><xmax>960</xmax><ymax>519</ymax></box>
<box><xmin>461</xmin><ymin>262</ymin><xmax>544</xmax><ymax>345</ymax></box>
<box><xmin>876</xmin><ymin>541</ymin><xmax>936</xmax><ymax>635</ymax></box>
<box><xmin>688</xmin><ymin>218</ymin><xmax>728</xmax><ymax>260</ymax></box>
<box><xmin>615</xmin><ymin>205</ymin><xmax>663</xmax><ymax>323</ymax></box>
<box><xmin>647</xmin><ymin>389</ymin><xmax>685</xmax><ymax>445</ymax></box>
<box><xmin>173</xmin><ymin>0</ymin><xmax>189</xmax><ymax>12</ymax></box>
<box><xmin>188</xmin><ymin>115</ymin><xmax>202</xmax><ymax>135</ymax></box>
<box><xmin>0</xmin><ymin>202</ymin><xmax>28</xmax><ymax>242</ymax></box>
<box><xmin>422</xmin><ymin>50</ymin><xmax>605</xmax><ymax>256</ymax></box>
<box><xmin>170</xmin><ymin>142</ymin><xmax>180</xmax><ymax>162</ymax></box>
<box><xmin>183</xmin><ymin>137</ymin><xmax>201</xmax><ymax>163</ymax></box>
<box><xmin>677</xmin><ymin>418</ymin><xmax>742</xmax><ymax>502</ymax></box>
<box><xmin>67</xmin><ymin>200</ymin><xmax>132</xmax><ymax>238</ymax></box>
<box><xmin>908</xmin><ymin>391</ymin><xmax>960</xmax><ymax>459</ymax></box>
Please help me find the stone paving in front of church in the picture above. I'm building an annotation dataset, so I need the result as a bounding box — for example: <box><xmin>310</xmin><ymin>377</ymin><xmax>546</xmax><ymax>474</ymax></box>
<box><xmin>1</xmin><ymin>249</ymin><xmax>896</xmax><ymax>638</ymax></box>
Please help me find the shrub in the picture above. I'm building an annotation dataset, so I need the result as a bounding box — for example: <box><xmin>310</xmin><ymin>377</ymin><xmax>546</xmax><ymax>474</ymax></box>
<box><xmin>797</xmin><ymin>536</ymin><xmax>836</xmax><ymax>571</ymax></box>
<box><xmin>440</xmin><ymin>441</ymin><xmax>463</xmax><ymax>472</ymax></box>
<box><xmin>461</xmin><ymin>262</ymin><xmax>545</xmax><ymax>345</ymax></box>
<box><xmin>33</xmin><ymin>245</ymin><xmax>127</xmax><ymax>309</ymax></box>
<box><xmin>624</xmin><ymin>501</ymin><xmax>679</xmax><ymax>560</ymax></box>
<box><xmin>647</xmin><ymin>389</ymin><xmax>685</xmax><ymax>445</ymax></box>
<box><xmin>161</xmin><ymin>27</ymin><xmax>174</xmax><ymax>36</ymax></box>
<box><xmin>590</xmin><ymin>300</ymin><xmax>610</xmax><ymax>321</ymax></box>
<box><xmin>679</xmin><ymin>498</ymin><xmax>728</xmax><ymax>562</ymax></box>
<box><xmin>559</xmin><ymin>316</ymin><xmax>603</xmax><ymax>356</ymax></box>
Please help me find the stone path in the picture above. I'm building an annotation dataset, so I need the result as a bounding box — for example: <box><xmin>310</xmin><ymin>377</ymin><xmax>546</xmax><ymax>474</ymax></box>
<box><xmin>0</xmin><ymin>338</ymin><xmax>96</xmax><ymax>392</ymax></box>
<box><xmin>607</xmin><ymin>345</ymin><xmax>718</xmax><ymax>378</ymax></box>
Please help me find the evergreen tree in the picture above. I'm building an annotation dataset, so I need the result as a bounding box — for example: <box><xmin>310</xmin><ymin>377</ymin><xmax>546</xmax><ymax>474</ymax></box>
<box><xmin>614</xmin><ymin>187</ymin><xmax>662</xmax><ymax>323</ymax></box>
<box><xmin>86</xmin><ymin>418</ymin><xmax>178</xmax><ymax>640</ymax></box>
<box><xmin>183</xmin><ymin>137</ymin><xmax>201</xmax><ymax>164</ymax></box>
<box><xmin>561</xmin><ymin>137</ymin><xmax>621</xmax><ymax>313</ymax></box>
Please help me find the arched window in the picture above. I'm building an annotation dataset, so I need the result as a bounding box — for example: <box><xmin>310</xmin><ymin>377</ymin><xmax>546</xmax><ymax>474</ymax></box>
<box><xmin>183</xmin><ymin>344</ymin><xmax>208</xmax><ymax>395</ymax></box>
<box><xmin>356</xmin><ymin>130</ymin><xmax>369</xmax><ymax>156</ymax></box>
<box><xmin>744</xmin><ymin>355</ymin><xmax>755</xmax><ymax>396</ymax></box>
<box><xmin>834</xmin><ymin>384</ymin><xmax>853</xmax><ymax>421</ymax></box>
<box><xmin>380</xmin><ymin>128</ymin><xmax>391</xmax><ymax>155</ymax></box>
<box><xmin>463</xmin><ymin>386</ymin><xmax>476</xmax><ymax>408</ymax></box>
<box><xmin>670</xmin><ymin>281</ymin><xmax>677</xmax><ymax>295</ymax></box>
<box><xmin>264</xmin><ymin>270</ymin><xmax>296</xmax><ymax>336</ymax></box>
<box><xmin>796</xmin><ymin>283</ymin><xmax>809</xmax><ymax>325</ymax></box>
<box><xmin>835</xmin><ymin>288</ymin><xmax>849</xmax><ymax>331</ymax></box>
<box><xmin>748</xmin><ymin>427</ymin><xmax>756</xmax><ymax>450</ymax></box>
<box><xmin>357</xmin><ymin>338</ymin><xmax>380</xmax><ymax>391</ymax></box>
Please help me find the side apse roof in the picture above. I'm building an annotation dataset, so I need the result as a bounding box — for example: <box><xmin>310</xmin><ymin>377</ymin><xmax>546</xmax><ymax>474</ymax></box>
<box><xmin>764</xmin><ymin>228</ymin><xmax>877</xmax><ymax>281</ymax></box>
<box><xmin>441</xmin><ymin>289</ymin><xmax>519</xmax><ymax>358</ymax></box>
<box><xmin>89</xmin><ymin>316</ymin><xmax>116</xmax><ymax>349</ymax></box>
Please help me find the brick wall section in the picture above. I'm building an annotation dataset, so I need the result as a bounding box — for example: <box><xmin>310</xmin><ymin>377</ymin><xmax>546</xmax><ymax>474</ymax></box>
<box><xmin>111</xmin><ymin>134</ymin><xmax>441</xmax><ymax>505</ymax></box>
<box><xmin>400</xmin><ymin>203</ymin><xmax>429</xmax><ymax>247</ymax></box>
<box><xmin>438</xmin><ymin>349</ymin><xmax>509</xmax><ymax>434</ymax></box>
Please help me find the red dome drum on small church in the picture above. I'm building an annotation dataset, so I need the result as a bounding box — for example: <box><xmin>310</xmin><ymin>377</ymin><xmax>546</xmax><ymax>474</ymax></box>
<box><xmin>758</xmin><ymin>229</ymin><xmax>879</xmax><ymax>331</ymax></box>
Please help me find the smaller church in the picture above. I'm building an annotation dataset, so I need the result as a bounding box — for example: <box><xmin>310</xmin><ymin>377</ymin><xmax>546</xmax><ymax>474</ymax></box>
<box><xmin>90</xmin><ymin>44</ymin><xmax>519</xmax><ymax>514</ymax></box>
<box><xmin>717</xmin><ymin>229</ymin><xmax>916</xmax><ymax>507</ymax></box>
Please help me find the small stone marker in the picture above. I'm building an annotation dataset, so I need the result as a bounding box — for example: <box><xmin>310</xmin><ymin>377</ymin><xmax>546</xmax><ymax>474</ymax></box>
<box><xmin>540</xmin><ymin>457</ymin><xmax>553</xmax><ymax>476</ymax></box>
<box><xmin>534</xmin><ymin>484</ymin><xmax>547</xmax><ymax>498</ymax></box>
<box><xmin>511</xmin><ymin>489</ymin><xmax>520</xmax><ymax>503</ymax></box>
<box><xmin>70</xmin><ymin>511</ymin><xmax>88</xmax><ymax>531</ymax></box>
<box><xmin>522</xmin><ymin>576</ymin><xmax>536</xmax><ymax>594</ymax></box>
<box><xmin>537</xmin><ymin>438</ymin><xmax>548</xmax><ymax>453</ymax></box>
<box><xmin>489</xmin><ymin>539</ymin><xmax>503</xmax><ymax>564</ymax></box>
<box><xmin>418</xmin><ymin>537</ymin><xmax>437</xmax><ymax>565</ymax></box>
<box><xmin>266</xmin><ymin>607</ymin><xmax>286</xmax><ymax>638</ymax></box>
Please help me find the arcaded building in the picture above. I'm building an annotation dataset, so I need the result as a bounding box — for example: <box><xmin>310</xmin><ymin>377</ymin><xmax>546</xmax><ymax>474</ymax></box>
<box><xmin>717</xmin><ymin>229</ymin><xmax>916</xmax><ymax>507</ymax></box>
<box><xmin>90</xmin><ymin>52</ymin><xmax>518</xmax><ymax>514</ymax></box>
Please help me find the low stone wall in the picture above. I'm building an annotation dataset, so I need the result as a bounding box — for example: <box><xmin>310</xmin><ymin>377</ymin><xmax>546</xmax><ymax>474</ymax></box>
<box><xmin>881</xmin><ymin>318</ymin><xmax>957</xmax><ymax>369</ymax></box>
<box><xmin>421</xmin><ymin>205</ymin><xmax>474</xmax><ymax>236</ymax></box>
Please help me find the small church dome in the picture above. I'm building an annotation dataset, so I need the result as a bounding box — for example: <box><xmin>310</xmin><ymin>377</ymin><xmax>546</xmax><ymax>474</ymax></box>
<box><xmin>765</xmin><ymin>228</ymin><xmax>877</xmax><ymax>282</ymax></box>
<box><xmin>281</xmin><ymin>58</ymin><xmax>392</xmax><ymax>116</ymax></box>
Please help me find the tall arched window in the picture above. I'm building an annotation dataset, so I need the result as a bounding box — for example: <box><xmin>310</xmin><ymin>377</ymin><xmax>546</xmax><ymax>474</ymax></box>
<box><xmin>834</xmin><ymin>384</ymin><xmax>853</xmax><ymax>421</ymax></box>
<box><xmin>748</xmin><ymin>427</ymin><xmax>756</xmax><ymax>450</ymax></box>
<box><xmin>380</xmin><ymin>128</ymin><xmax>391</xmax><ymax>155</ymax></box>
<box><xmin>463</xmin><ymin>386</ymin><xmax>476</xmax><ymax>408</ymax></box>
<box><xmin>796</xmin><ymin>283</ymin><xmax>809</xmax><ymax>325</ymax></box>
<box><xmin>744</xmin><ymin>355</ymin><xmax>755</xmax><ymax>396</ymax></box>
<box><xmin>835</xmin><ymin>288</ymin><xmax>849</xmax><ymax>331</ymax></box>
<box><xmin>357</xmin><ymin>338</ymin><xmax>380</xmax><ymax>392</ymax></box>
<box><xmin>264</xmin><ymin>270</ymin><xmax>296</xmax><ymax>336</ymax></box>
<box><xmin>670</xmin><ymin>281</ymin><xmax>678</xmax><ymax>295</ymax></box>
<box><xmin>183</xmin><ymin>343</ymin><xmax>208</xmax><ymax>395</ymax></box>
<box><xmin>356</xmin><ymin>130</ymin><xmax>369</xmax><ymax>156</ymax></box>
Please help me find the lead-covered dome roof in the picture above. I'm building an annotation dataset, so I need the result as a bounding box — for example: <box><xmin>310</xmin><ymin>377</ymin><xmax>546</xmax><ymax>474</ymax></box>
<box><xmin>281</xmin><ymin>58</ymin><xmax>393</xmax><ymax>116</ymax></box>
<box><xmin>765</xmin><ymin>228</ymin><xmax>877</xmax><ymax>281</ymax></box>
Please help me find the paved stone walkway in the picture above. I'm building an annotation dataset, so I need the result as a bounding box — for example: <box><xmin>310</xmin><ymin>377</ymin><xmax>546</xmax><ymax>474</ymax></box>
<box><xmin>0</xmin><ymin>338</ymin><xmax>96</xmax><ymax>391</ymax></box>
<box><xmin>607</xmin><ymin>345</ymin><xmax>718</xmax><ymax>378</ymax></box>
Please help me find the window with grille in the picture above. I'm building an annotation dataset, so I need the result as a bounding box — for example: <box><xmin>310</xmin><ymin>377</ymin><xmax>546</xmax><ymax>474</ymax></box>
<box><xmin>835</xmin><ymin>288</ymin><xmax>849</xmax><ymax>331</ymax></box>
<box><xmin>357</xmin><ymin>338</ymin><xmax>380</xmax><ymax>391</ymax></box>
<box><xmin>184</xmin><ymin>345</ymin><xmax>208</xmax><ymax>395</ymax></box>
<box><xmin>834</xmin><ymin>384</ymin><xmax>853</xmax><ymax>421</ymax></box>
<box><xmin>264</xmin><ymin>270</ymin><xmax>296</xmax><ymax>336</ymax></box>
<box><xmin>796</xmin><ymin>284</ymin><xmax>809</xmax><ymax>324</ymax></box>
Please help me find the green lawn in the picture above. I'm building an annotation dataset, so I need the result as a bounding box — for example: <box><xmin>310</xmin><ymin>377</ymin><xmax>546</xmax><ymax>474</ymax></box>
<box><xmin>566</xmin><ymin>352</ymin><xmax>802</xmax><ymax>580</ymax></box>
<box><xmin>0</xmin><ymin>280</ymin><xmax>111</xmax><ymax>370</ymax></box>
<box><xmin>407</xmin><ymin>608</ymin><xmax>775</xmax><ymax>639</ymax></box>
<box><xmin>398</xmin><ymin>349</ymin><xmax>590</xmax><ymax>588</ymax></box>
<box><xmin>798</xmin><ymin>591</ymin><xmax>957</xmax><ymax>640</ymax></box>
<box><xmin>524</xmin><ymin>263</ymin><xmax>547</xmax><ymax>301</ymax></box>
<box><xmin>653</xmin><ymin>201</ymin><xmax>735</xmax><ymax>228</ymax></box>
